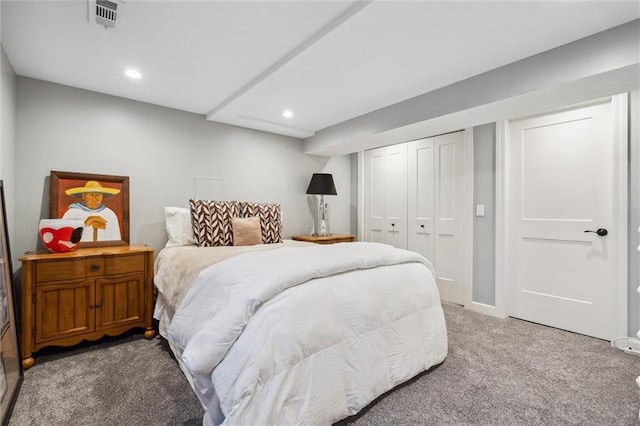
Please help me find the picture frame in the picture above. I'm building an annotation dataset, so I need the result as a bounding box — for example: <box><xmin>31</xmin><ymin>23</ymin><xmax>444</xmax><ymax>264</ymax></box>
<box><xmin>50</xmin><ymin>171</ymin><xmax>129</xmax><ymax>248</ymax></box>
<box><xmin>0</xmin><ymin>180</ymin><xmax>23</xmax><ymax>424</ymax></box>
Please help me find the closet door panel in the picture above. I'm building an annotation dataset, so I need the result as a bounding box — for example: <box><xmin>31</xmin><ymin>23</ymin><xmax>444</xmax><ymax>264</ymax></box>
<box><xmin>364</xmin><ymin>144</ymin><xmax>407</xmax><ymax>248</ymax></box>
<box><xmin>386</xmin><ymin>147</ymin><xmax>408</xmax><ymax>248</ymax></box>
<box><xmin>434</xmin><ymin>132</ymin><xmax>464</xmax><ymax>304</ymax></box>
<box><xmin>366</xmin><ymin>152</ymin><xmax>387</xmax><ymax>243</ymax></box>
<box><xmin>437</xmin><ymin>142</ymin><xmax>456</xmax><ymax>220</ymax></box>
<box><xmin>436</xmin><ymin>234</ymin><xmax>455</xmax><ymax>281</ymax></box>
<box><xmin>408</xmin><ymin>138</ymin><xmax>435</xmax><ymax>262</ymax></box>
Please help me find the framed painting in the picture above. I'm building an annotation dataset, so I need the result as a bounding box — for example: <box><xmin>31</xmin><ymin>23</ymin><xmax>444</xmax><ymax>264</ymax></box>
<box><xmin>0</xmin><ymin>180</ymin><xmax>23</xmax><ymax>424</ymax></box>
<box><xmin>50</xmin><ymin>171</ymin><xmax>129</xmax><ymax>247</ymax></box>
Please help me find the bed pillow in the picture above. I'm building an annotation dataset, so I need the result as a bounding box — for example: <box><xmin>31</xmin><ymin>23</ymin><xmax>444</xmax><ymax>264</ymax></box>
<box><xmin>239</xmin><ymin>202</ymin><xmax>282</xmax><ymax>244</ymax></box>
<box><xmin>189</xmin><ymin>199</ymin><xmax>241</xmax><ymax>247</ymax></box>
<box><xmin>164</xmin><ymin>206</ymin><xmax>196</xmax><ymax>248</ymax></box>
<box><xmin>232</xmin><ymin>217</ymin><xmax>263</xmax><ymax>246</ymax></box>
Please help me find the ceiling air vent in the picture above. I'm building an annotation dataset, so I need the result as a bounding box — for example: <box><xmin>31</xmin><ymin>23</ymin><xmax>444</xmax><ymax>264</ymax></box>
<box><xmin>96</xmin><ymin>0</ymin><xmax>118</xmax><ymax>29</ymax></box>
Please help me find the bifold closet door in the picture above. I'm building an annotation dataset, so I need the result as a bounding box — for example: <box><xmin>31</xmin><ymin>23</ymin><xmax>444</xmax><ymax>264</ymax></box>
<box><xmin>407</xmin><ymin>137</ymin><xmax>435</xmax><ymax>262</ymax></box>
<box><xmin>408</xmin><ymin>132</ymin><xmax>464</xmax><ymax>304</ymax></box>
<box><xmin>363</xmin><ymin>143</ymin><xmax>407</xmax><ymax>249</ymax></box>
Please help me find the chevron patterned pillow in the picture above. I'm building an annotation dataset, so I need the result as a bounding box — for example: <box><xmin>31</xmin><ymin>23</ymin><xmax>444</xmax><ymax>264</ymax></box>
<box><xmin>239</xmin><ymin>202</ymin><xmax>282</xmax><ymax>244</ymax></box>
<box><xmin>189</xmin><ymin>199</ymin><xmax>241</xmax><ymax>246</ymax></box>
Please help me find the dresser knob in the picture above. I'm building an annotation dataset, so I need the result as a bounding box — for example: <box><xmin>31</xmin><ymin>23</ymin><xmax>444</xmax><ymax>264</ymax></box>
<box><xmin>91</xmin><ymin>264</ymin><xmax>100</xmax><ymax>271</ymax></box>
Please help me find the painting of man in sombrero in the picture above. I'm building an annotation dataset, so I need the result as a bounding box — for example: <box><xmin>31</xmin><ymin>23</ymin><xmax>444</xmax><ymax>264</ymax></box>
<box><xmin>50</xmin><ymin>171</ymin><xmax>129</xmax><ymax>246</ymax></box>
<box><xmin>62</xmin><ymin>181</ymin><xmax>122</xmax><ymax>242</ymax></box>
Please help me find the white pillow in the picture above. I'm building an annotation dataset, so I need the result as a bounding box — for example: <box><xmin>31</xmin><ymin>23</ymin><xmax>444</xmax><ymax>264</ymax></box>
<box><xmin>164</xmin><ymin>207</ymin><xmax>196</xmax><ymax>248</ymax></box>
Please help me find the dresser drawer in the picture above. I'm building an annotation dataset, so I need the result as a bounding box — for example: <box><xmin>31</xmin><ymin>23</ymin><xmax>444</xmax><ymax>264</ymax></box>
<box><xmin>103</xmin><ymin>254</ymin><xmax>145</xmax><ymax>276</ymax></box>
<box><xmin>36</xmin><ymin>259</ymin><xmax>87</xmax><ymax>284</ymax></box>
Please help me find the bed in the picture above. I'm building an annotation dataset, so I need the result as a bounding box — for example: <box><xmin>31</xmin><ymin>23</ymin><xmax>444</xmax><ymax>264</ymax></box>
<box><xmin>154</xmin><ymin>204</ymin><xmax>448</xmax><ymax>425</ymax></box>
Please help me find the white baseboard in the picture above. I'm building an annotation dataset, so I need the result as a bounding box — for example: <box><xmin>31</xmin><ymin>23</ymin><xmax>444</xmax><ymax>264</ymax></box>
<box><xmin>466</xmin><ymin>301</ymin><xmax>506</xmax><ymax>319</ymax></box>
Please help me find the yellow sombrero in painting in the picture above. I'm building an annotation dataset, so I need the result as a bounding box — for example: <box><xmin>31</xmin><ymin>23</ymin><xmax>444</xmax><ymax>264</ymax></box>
<box><xmin>65</xmin><ymin>181</ymin><xmax>120</xmax><ymax>197</ymax></box>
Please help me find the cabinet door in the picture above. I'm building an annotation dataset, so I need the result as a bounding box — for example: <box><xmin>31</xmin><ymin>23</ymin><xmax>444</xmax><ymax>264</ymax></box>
<box><xmin>35</xmin><ymin>280</ymin><xmax>95</xmax><ymax>343</ymax></box>
<box><xmin>95</xmin><ymin>275</ymin><xmax>145</xmax><ymax>331</ymax></box>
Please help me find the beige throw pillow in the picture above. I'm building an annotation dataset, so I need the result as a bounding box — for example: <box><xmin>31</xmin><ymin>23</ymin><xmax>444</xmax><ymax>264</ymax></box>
<box><xmin>232</xmin><ymin>217</ymin><xmax>263</xmax><ymax>246</ymax></box>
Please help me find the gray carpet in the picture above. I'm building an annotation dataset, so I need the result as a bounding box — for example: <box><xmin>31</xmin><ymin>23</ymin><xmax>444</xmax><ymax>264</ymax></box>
<box><xmin>9</xmin><ymin>303</ymin><xmax>640</xmax><ymax>425</ymax></box>
<box><xmin>9</xmin><ymin>332</ymin><xmax>203</xmax><ymax>426</ymax></box>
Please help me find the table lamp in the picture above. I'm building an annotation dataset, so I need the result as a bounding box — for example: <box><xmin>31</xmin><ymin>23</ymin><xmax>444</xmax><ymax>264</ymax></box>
<box><xmin>306</xmin><ymin>173</ymin><xmax>337</xmax><ymax>236</ymax></box>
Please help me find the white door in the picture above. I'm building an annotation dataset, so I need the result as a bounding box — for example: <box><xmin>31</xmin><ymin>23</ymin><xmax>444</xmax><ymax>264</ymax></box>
<box><xmin>508</xmin><ymin>101</ymin><xmax>619</xmax><ymax>340</ymax></box>
<box><xmin>408</xmin><ymin>137</ymin><xmax>435</xmax><ymax>261</ymax></box>
<box><xmin>364</xmin><ymin>143</ymin><xmax>407</xmax><ymax>248</ymax></box>
<box><xmin>408</xmin><ymin>132</ymin><xmax>464</xmax><ymax>304</ymax></box>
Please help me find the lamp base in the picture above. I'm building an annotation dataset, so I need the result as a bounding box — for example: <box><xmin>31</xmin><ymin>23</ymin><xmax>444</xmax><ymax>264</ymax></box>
<box><xmin>315</xmin><ymin>202</ymin><xmax>330</xmax><ymax>236</ymax></box>
<box><xmin>318</xmin><ymin>219</ymin><xmax>328</xmax><ymax>236</ymax></box>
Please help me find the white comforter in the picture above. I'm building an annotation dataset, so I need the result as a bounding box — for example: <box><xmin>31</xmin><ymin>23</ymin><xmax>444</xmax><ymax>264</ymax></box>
<box><xmin>168</xmin><ymin>242</ymin><xmax>447</xmax><ymax>425</ymax></box>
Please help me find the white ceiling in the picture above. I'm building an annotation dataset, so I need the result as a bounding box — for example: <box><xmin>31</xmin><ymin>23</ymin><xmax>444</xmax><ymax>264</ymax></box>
<box><xmin>2</xmin><ymin>1</ymin><xmax>639</xmax><ymax>139</ymax></box>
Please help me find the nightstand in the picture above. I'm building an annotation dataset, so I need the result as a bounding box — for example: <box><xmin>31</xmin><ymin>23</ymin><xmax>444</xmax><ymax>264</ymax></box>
<box><xmin>291</xmin><ymin>234</ymin><xmax>355</xmax><ymax>244</ymax></box>
<box><xmin>19</xmin><ymin>245</ymin><xmax>155</xmax><ymax>369</ymax></box>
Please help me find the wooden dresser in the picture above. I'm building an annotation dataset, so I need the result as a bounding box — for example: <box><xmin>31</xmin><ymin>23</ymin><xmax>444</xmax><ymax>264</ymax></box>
<box><xmin>19</xmin><ymin>245</ymin><xmax>155</xmax><ymax>369</ymax></box>
<box><xmin>291</xmin><ymin>234</ymin><xmax>355</xmax><ymax>244</ymax></box>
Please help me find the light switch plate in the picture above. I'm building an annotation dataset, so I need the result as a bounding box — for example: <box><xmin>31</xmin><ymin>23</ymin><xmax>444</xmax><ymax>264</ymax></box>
<box><xmin>476</xmin><ymin>204</ymin><xmax>485</xmax><ymax>217</ymax></box>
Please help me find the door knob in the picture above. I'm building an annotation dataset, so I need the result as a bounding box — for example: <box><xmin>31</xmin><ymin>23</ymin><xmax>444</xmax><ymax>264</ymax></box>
<box><xmin>584</xmin><ymin>228</ymin><xmax>608</xmax><ymax>237</ymax></box>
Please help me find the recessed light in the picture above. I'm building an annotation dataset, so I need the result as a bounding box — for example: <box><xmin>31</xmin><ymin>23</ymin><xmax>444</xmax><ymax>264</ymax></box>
<box><xmin>125</xmin><ymin>69</ymin><xmax>141</xmax><ymax>79</ymax></box>
<box><xmin>282</xmin><ymin>110</ymin><xmax>293</xmax><ymax>118</ymax></box>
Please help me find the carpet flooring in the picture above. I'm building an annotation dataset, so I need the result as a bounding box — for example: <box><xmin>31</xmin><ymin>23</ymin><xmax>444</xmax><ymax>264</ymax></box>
<box><xmin>9</xmin><ymin>303</ymin><xmax>640</xmax><ymax>425</ymax></box>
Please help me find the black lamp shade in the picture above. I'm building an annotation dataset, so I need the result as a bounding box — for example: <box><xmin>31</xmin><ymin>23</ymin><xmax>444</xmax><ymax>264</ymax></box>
<box><xmin>306</xmin><ymin>173</ymin><xmax>337</xmax><ymax>196</ymax></box>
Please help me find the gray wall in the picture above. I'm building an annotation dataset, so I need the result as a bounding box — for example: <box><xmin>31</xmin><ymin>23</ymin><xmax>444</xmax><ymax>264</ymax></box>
<box><xmin>472</xmin><ymin>124</ymin><xmax>496</xmax><ymax>306</ymax></box>
<box><xmin>629</xmin><ymin>90</ymin><xmax>639</xmax><ymax>337</ymax></box>
<box><xmin>0</xmin><ymin>44</ymin><xmax>15</xmax><ymax>247</ymax></box>
<box><xmin>14</xmin><ymin>77</ymin><xmax>352</xmax><ymax>266</ymax></box>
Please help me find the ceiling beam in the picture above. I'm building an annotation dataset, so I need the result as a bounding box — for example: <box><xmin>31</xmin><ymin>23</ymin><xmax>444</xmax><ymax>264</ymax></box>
<box><xmin>205</xmin><ymin>1</ymin><xmax>372</xmax><ymax>122</ymax></box>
